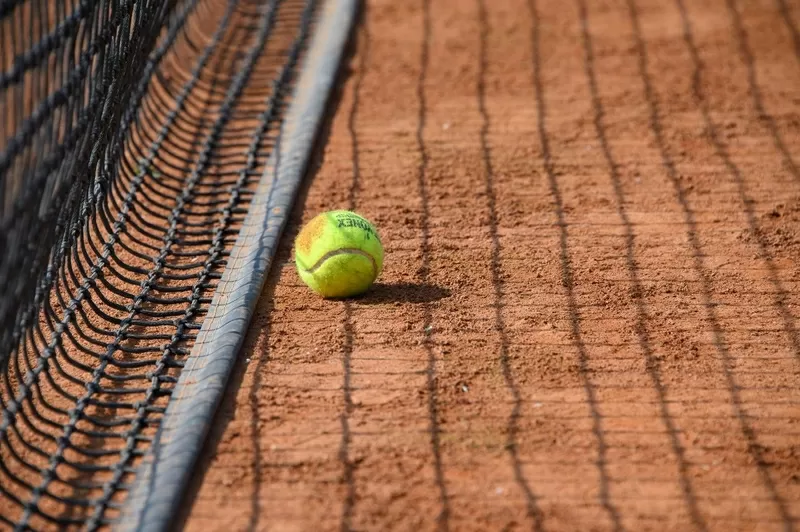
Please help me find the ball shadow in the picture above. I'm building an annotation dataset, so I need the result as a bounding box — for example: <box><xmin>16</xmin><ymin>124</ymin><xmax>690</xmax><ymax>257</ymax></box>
<box><xmin>353</xmin><ymin>282</ymin><xmax>451</xmax><ymax>304</ymax></box>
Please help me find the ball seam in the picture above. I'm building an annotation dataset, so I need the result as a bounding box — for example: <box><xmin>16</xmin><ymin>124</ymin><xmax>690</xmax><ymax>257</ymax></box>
<box><xmin>302</xmin><ymin>248</ymin><xmax>377</xmax><ymax>276</ymax></box>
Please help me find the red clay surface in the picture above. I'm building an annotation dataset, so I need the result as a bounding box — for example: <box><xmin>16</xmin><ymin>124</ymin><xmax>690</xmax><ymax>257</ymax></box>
<box><xmin>184</xmin><ymin>0</ymin><xmax>800</xmax><ymax>530</ymax></box>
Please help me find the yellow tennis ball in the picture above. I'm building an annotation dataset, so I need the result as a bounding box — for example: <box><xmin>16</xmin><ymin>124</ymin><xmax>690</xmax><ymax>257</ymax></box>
<box><xmin>294</xmin><ymin>210</ymin><xmax>384</xmax><ymax>298</ymax></box>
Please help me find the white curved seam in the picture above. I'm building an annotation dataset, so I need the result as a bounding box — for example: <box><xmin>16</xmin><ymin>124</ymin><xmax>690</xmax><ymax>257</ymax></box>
<box><xmin>304</xmin><ymin>248</ymin><xmax>377</xmax><ymax>275</ymax></box>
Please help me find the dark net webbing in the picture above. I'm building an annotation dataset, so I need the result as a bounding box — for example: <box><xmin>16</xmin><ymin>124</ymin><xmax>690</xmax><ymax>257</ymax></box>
<box><xmin>0</xmin><ymin>0</ymin><xmax>319</xmax><ymax>528</ymax></box>
<box><xmin>0</xmin><ymin>0</ymin><xmax>179</xmax><ymax>365</ymax></box>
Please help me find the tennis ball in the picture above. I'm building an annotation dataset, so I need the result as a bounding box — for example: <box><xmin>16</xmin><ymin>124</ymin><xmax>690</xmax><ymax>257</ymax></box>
<box><xmin>294</xmin><ymin>210</ymin><xmax>384</xmax><ymax>298</ymax></box>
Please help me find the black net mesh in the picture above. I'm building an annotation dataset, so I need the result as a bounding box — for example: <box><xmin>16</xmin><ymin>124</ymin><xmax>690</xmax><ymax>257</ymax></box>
<box><xmin>0</xmin><ymin>0</ymin><xmax>319</xmax><ymax>528</ymax></box>
<box><xmin>0</xmin><ymin>0</ymin><xmax>177</xmax><ymax>372</ymax></box>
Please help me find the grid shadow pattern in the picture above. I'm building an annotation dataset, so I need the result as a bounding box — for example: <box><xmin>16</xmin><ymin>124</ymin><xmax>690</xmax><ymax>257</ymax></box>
<box><xmin>183</xmin><ymin>0</ymin><xmax>800</xmax><ymax>530</ymax></box>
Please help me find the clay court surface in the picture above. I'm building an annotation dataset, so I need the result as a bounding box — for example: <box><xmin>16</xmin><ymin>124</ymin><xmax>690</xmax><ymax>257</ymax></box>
<box><xmin>10</xmin><ymin>0</ymin><xmax>799</xmax><ymax>530</ymax></box>
<box><xmin>175</xmin><ymin>0</ymin><xmax>800</xmax><ymax>530</ymax></box>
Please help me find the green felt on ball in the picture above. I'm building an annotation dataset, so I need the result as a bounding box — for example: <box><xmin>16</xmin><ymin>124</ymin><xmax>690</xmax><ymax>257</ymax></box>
<box><xmin>294</xmin><ymin>210</ymin><xmax>384</xmax><ymax>299</ymax></box>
